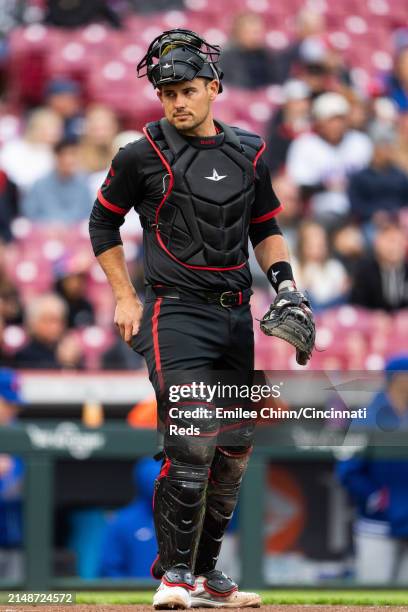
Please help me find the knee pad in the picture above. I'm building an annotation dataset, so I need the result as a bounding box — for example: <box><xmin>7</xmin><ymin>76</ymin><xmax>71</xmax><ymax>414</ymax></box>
<box><xmin>165</xmin><ymin>402</ymin><xmax>218</xmax><ymax>466</ymax></box>
<box><xmin>211</xmin><ymin>445</ymin><xmax>252</xmax><ymax>485</ymax></box>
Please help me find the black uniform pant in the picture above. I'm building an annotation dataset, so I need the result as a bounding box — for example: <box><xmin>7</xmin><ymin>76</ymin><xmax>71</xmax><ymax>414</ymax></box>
<box><xmin>131</xmin><ymin>288</ymin><xmax>256</xmax><ymax>575</ymax></box>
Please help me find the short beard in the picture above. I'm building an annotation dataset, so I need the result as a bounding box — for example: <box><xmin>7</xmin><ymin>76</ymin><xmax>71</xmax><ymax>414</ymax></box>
<box><xmin>173</xmin><ymin>111</ymin><xmax>208</xmax><ymax>135</ymax></box>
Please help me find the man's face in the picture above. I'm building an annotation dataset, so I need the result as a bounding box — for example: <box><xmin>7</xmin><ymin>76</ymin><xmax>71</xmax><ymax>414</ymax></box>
<box><xmin>375</xmin><ymin>226</ymin><xmax>407</xmax><ymax>267</ymax></box>
<box><xmin>157</xmin><ymin>78</ymin><xmax>218</xmax><ymax>133</ymax></box>
<box><xmin>316</xmin><ymin>115</ymin><xmax>347</xmax><ymax>144</ymax></box>
<box><xmin>31</xmin><ymin>304</ymin><xmax>66</xmax><ymax>345</ymax></box>
<box><xmin>56</xmin><ymin>146</ymin><xmax>79</xmax><ymax>178</ymax></box>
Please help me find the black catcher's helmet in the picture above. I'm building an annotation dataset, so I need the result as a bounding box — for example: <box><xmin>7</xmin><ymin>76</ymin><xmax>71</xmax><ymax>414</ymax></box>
<box><xmin>137</xmin><ymin>28</ymin><xmax>224</xmax><ymax>93</ymax></box>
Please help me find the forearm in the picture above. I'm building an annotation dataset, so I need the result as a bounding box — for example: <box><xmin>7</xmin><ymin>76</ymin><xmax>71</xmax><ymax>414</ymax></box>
<box><xmin>254</xmin><ymin>235</ymin><xmax>290</xmax><ymax>274</ymax></box>
<box><xmin>97</xmin><ymin>245</ymin><xmax>140</xmax><ymax>302</ymax></box>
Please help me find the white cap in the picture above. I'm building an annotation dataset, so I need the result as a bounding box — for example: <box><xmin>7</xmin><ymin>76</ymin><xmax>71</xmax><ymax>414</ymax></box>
<box><xmin>312</xmin><ymin>92</ymin><xmax>350</xmax><ymax>120</ymax></box>
<box><xmin>113</xmin><ymin>130</ymin><xmax>144</xmax><ymax>154</ymax></box>
<box><xmin>282</xmin><ymin>79</ymin><xmax>310</xmax><ymax>102</ymax></box>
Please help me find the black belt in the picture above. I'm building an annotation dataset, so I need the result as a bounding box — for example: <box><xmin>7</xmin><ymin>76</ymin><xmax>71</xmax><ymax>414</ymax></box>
<box><xmin>147</xmin><ymin>285</ymin><xmax>252</xmax><ymax>308</ymax></box>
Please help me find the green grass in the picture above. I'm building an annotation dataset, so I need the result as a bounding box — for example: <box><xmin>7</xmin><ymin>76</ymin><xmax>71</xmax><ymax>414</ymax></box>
<box><xmin>76</xmin><ymin>590</ymin><xmax>408</xmax><ymax>606</ymax></box>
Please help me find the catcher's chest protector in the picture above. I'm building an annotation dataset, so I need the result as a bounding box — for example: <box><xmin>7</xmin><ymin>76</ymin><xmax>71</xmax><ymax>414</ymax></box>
<box><xmin>143</xmin><ymin>118</ymin><xmax>264</xmax><ymax>270</ymax></box>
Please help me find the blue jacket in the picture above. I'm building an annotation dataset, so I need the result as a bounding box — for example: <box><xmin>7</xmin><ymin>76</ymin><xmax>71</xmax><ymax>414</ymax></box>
<box><xmin>337</xmin><ymin>392</ymin><xmax>408</xmax><ymax>536</ymax></box>
<box><xmin>99</xmin><ymin>458</ymin><xmax>159</xmax><ymax>577</ymax></box>
<box><xmin>0</xmin><ymin>456</ymin><xmax>24</xmax><ymax>547</ymax></box>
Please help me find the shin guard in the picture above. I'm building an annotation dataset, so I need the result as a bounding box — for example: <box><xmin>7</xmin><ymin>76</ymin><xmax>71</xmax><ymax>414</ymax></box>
<box><xmin>153</xmin><ymin>457</ymin><xmax>209</xmax><ymax>573</ymax></box>
<box><xmin>194</xmin><ymin>446</ymin><xmax>251</xmax><ymax>575</ymax></box>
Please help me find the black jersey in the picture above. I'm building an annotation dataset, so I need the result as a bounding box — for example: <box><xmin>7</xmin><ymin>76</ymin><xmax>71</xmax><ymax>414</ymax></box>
<box><xmin>89</xmin><ymin>123</ymin><xmax>282</xmax><ymax>292</ymax></box>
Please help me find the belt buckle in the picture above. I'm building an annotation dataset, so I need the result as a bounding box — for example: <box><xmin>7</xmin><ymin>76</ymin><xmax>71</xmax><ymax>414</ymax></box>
<box><xmin>220</xmin><ymin>291</ymin><xmax>234</xmax><ymax>308</ymax></box>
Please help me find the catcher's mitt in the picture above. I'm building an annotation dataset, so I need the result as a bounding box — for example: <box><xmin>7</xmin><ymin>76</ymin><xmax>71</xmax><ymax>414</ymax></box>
<box><xmin>260</xmin><ymin>289</ymin><xmax>316</xmax><ymax>365</ymax></box>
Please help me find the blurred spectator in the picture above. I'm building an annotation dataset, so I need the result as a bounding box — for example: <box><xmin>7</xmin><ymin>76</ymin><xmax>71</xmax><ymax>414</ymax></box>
<box><xmin>0</xmin><ymin>241</ymin><xmax>23</xmax><ymax>326</ymax></box>
<box><xmin>348</xmin><ymin>94</ymin><xmax>369</xmax><ymax>133</ymax></box>
<box><xmin>100</xmin><ymin>457</ymin><xmax>158</xmax><ymax>577</ymax></box>
<box><xmin>220</xmin><ymin>13</ymin><xmax>279</xmax><ymax>89</ymax></box>
<box><xmin>371</xmin><ymin>97</ymin><xmax>398</xmax><ymax>130</ymax></box>
<box><xmin>112</xmin><ymin>130</ymin><xmax>143</xmax><ymax>155</ymax></box>
<box><xmin>0</xmin><ymin>369</ymin><xmax>24</xmax><ymax>580</ymax></box>
<box><xmin>275</xmin><ymin>8</ymin><xmax>326</xmax><ymax>84</ymax></box>
<box><xmin>0</xmin><ymin>100</ymin><xmax>21</xmax><ymax>146</ymax></box>
<box><xmin>102</xmin><ymin>331</ymin><xmax>143</xmax><ymax>370</ymax></box>
<box><xmin>0</xmin><ymin>108</ymin><xmax>62</xmax><ymax>193</ymax></box>
<box><xmin>337</xmin><ymin>355</ymin><xmax>408</xmax><ymax>584</ymax></box>
<box><xmin>45</xmin><ymin>79</ymin><xmax>84</xmax><ymax>140</ymax></box>
<box><xmin>54</xmin><ymin>259</ymin><xmax>95</xmax><ymax>329</ymax></box>
<box><xmin>395</xmin><ymin>111</ymin><xmax>408</xmax><ymax>174</ymax></box>
<box><xmin>264</xmin><ymin>79</ymin><xmax>311</xmax><ymax>177</ymax></box>
<box><xmin>22</xmin><ymin>137</ymin><xmax>93</xmax><ymax>223</ymax></box>
<box><xmin>287</xmin><ymin>92</ymin><xmax>372</xmax><ymax>228</ymax></box>
<box><xmin>45</xmin><ymin>0</ymin><xmax>122</xmax><ymax>28</ymax></box>
<box><xmin>80</xmin><ymin>105</ymin><xmax>119</xmax><ymax>195</ymax></box>
<box><xmin>295</xmin><ymin>37</ymin><xmax>351</xmax><ymax>97</ymax></box>
<box><xmin>348</xmin><ymin>123</ymin><xmax>408</xmax><ymax>228</ymax></box>
<box><xmin>14</xmin><ymin>294</ymin><xmax>84</xmax><ymax>369</ymax></box>
<box><xmin>0</xmin><ymin>168</ymin><xmax>18</xmax><ymax>242</ymax></box>
<box><xmin>385</xmin><ymin>46</ymin><xmax>408</xmax><ymax>112</ymax></box>
<box><xmin>332</xmin><ymin>222</ymin><xmax>365</xmax><ymax>277</ymax></box>
<box><xmin>292</xmin><ymin>220</ymin><xmax>349</xmax><ymax>311</ymax></box>
<box><xmin>0</xmin><ymin>2</ymin><xmax>24</xmax><ymax>40</ymax></box>
<box><xmin>0</xmin><ymin>314</ymin><xmax>10</xmax><ymax>367</ymax></box>
<box><xmin>351</xmin><ymin>223</ymin><xmax>408</xmax><ymax>311</ymax></box>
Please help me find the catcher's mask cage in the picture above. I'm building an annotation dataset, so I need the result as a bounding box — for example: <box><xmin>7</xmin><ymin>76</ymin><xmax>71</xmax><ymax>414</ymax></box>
<box><xmin>137</xmin><ymin>28</ymin><xmax>224</xmax><ymax>93</ymax></box>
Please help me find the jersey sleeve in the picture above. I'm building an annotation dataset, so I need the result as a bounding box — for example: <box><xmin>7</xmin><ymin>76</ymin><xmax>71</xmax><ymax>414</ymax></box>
<box><xmin>249</xmin><ymin>157</ymin><xmax>283</xmax><ymax>248</ymax></box>
<box><xmin>89</xmin><ymin>143</ymin><xmax>144</xmax><ymax>257</ymax></box>
<box><xmin>96</xmin><ymin>145</ymin><xmax>143</xmax><ymax>216</ymax></box>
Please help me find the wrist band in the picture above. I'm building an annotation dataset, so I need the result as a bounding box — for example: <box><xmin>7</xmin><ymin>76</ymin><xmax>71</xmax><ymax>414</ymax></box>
<box><xmin>267</xmin><ymin>261</ymin><xmax>294</xmax><ymax>293</ymax></box>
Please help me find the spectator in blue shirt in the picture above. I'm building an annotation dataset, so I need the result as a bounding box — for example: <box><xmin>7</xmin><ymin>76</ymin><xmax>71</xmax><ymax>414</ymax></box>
<box><xmin>337</xmin><ymin>354</ymin><xmax>408</xmax><ymax>584</ymax></box>
<box><xmin>0</xmin><ymin>369</ymin><xmax>24</xmax><ymax>581</ymax></box>
<box><xmin>348</xmin><ymin>123</ymin><xmax>408</xmax><ymax>228</ymax></box>
<box><xmin>22</xmin><ymin>137</ymin><xmax>93</xmax><ymax>224</ymax></box>
<box><xmin>100</xmin><ymin>457</ymin><xmax>159</xmax><ymax>578</ymax></box>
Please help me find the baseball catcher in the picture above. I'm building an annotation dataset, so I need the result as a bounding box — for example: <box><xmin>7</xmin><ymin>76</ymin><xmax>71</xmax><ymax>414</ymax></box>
<box><xmin>89</xmin><ymin>28</ymin><xmax>315</xmax><ymax>609</ymax></box>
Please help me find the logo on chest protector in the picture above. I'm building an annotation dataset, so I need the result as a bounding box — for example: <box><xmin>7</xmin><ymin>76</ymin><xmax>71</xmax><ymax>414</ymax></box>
<box><xmin>204</xmin><ymin>168</ymin><xmax>227</xmax><ymax>182</ymax></box>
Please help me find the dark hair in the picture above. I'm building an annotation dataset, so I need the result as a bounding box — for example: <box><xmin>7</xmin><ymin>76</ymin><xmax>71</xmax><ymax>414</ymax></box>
<box><xmin>54</xmin><ymin>136</ymin><xmax>79</xmax><ymax>154</ymax></box>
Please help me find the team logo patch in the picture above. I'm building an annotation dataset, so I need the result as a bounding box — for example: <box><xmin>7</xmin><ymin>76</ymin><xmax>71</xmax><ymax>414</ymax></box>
<box><xmin>204</xmin><ymin>168</ymin><xmax>227</xmax><ymax>182</ymax></box>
